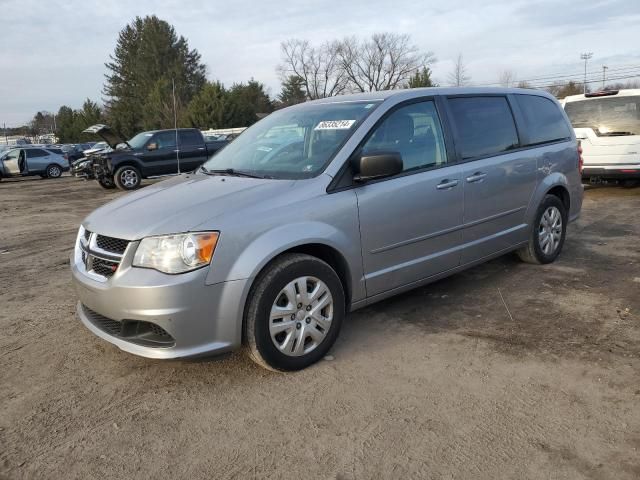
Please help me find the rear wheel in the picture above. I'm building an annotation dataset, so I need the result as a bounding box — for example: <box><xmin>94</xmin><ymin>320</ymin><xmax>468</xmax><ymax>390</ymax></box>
<box><xmin>46</xmin><ymin>164</ymin><xmax>62</xmax><ymax>178</ymax></box>
<box><xmin>97</xmin><ymin>177</ymin><xmax>116</xmax><ymax>189</ymax></box>
<box><xmin>245</xmin><ymin>253</ymin><xmax>345</xmax><ymax>371</ymax></box>
<box><xmin>517</xmin><ymin>194</ymin><xmax>567</xmax><ymax>264</ymax></box>
<box><xmin>114</xmin><ymin>166</ymin><xmax>142</xmax><ymax>190</ymax></box>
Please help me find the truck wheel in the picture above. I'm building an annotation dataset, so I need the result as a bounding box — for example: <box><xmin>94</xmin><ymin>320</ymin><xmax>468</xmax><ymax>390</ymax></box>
<box><xmin>46</xmin><ymin>164</ymin><xmax>62</xmax><ymax>178</ymax></box>
<box><xmin>517</xmin><ymin>194</ymin><xmax>567</xmax><ymax>265</ymax></box>
<box><xmin>245</xmin><ymin>253</ymin><xmax>345</xmax><ymax>372</ymax></box>
<box><xmin>114</xmin><ymin>166</ymin><xmax>142</xmax><ymax>190</ymax></box>
<box><xmin>98</xmin><ymin>177</ymin><xmax>116</xmax><ymax>189</ymax></box>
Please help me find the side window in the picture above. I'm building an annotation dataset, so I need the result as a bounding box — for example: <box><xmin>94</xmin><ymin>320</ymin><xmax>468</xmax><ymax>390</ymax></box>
<box><xmin>516</xmin><ymin>95</ymin><xmax>572</xmax><ymax>145</ymax></box>
<box><xmin>448</xmin><ymin>96</ymin><xmax>519</xmax><ymax>159</ymax></box>
<box><xmin>27</xmin><ymin>149</ymin><xmax>48</xmax><ymax>158</ymax></box>
<box><xmin>179</xmin><ymin>130</ymin><xmax>202</xmax><ymax>146</ymax></box>
<box><xmin>154</xmin><ymin>132</ymin><xmax>177</xmax><ymax>149</ymax></box>
<box><xmin>362</xmin><ymin>100</ymin><xmax>447</xmax><ymax>172</ymax></box>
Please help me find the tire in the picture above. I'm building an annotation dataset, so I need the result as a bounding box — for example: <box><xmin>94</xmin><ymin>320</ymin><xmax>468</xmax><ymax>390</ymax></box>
<box><xmin>46</xmin><ymin>164</ymin><xmax>62</xmax><ymax>178</ymax></box>
<box><xmin>517</xmin><ymin>194</ymin><xmax>567</xmax><ymax>264</ymax></box>
<box><xmin>114</xmin><ymin>166</ymin><xmax>142</xmax><ymax>190</ymax></box>
<box><xmin>97</xmin><ymin>177</ymin><xmax>116</xmax><ymax>189</ymax></box>
<box><xmin>245</xmin><ymin>253</ymin><xmax>345</xmax><ymax>372</ymax></box>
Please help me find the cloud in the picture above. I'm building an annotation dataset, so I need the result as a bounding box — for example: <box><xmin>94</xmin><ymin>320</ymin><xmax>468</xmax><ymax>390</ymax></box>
<box><xmin>2</xmin><ymin>0</ymin><xmax>639</xmax><ymax>125</ymax></box>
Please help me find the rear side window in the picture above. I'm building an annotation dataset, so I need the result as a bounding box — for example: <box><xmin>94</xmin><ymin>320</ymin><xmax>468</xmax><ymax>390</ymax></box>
<box><xmin>179</xmin><ymin>130</ymin><xmax>202</xmax><ymax>146</ymax></box>
<box><xmin>448</xmin><ymin>96</ymin><xmax>519</xmax><ymax>159</ymax></box>
<box><xmin>28</xmin><ymin>149</ymin><xmax>49</xmax><ymax>157</ymax></box>
<box><xmin>516</xmin><ymin>95</ymin><xmax>571</xmax><ymax>145</ymax></box>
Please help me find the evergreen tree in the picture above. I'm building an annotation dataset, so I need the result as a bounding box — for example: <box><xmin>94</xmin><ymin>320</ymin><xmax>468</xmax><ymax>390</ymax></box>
<box><xmin>103</xmin><ymin>15</ymin><xmax>206</xmax><ymax>137</ymax></box>
<box><xmin>186</xmin><ymin>81</ymin><xmax>234</xmax><ymax>129</ymax></box>
<box><xmin>406</xmin><ymin>67</ymin><xmax>437</xmax><ymax>88</ymax></box>
<box><xmin>277</xmin><ymin>75</ymin><xmax>307</xmax><ymax>108</ymax></box>
<box><xmin>227</xmin><ymin>80</ymin><xmax>274</xmax><ymax>127</ymax></box>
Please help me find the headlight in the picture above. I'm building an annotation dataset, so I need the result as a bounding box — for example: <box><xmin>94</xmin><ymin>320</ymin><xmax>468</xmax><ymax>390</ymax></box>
<box><xmin>132</xmin><ymin>232</ymin><xmax>219</xmax><ymax>274</ymax></box>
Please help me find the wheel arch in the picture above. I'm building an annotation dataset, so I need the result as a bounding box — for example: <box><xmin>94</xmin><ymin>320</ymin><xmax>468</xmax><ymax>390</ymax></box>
<box><xmin>525</xmin><ymin>173</ymin><xmax>571</xmax><ymax>225</ymax></box>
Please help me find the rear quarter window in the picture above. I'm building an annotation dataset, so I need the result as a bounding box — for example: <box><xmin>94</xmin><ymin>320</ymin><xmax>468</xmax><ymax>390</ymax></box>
<box><xmin>515</xmin><ymin>95</ymin><xmax>572</xmax><ymax>145</ymax></box>
<box><xmin>448</xmin><ymin>96</ymin><xmax>519</xmax><ymax>159</ymax></box>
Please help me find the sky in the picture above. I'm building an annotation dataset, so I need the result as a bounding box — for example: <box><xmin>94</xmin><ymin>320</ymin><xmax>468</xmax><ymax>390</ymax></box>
<box><xmin>1</xmin><ymin>0</ymin><xmax>639</xmax><ymax>126</ymax></box>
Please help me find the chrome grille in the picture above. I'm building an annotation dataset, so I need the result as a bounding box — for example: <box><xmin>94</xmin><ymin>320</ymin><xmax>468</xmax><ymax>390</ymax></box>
<box><xmin>96</xmin><ymin>235</ymin><xmax>129</xmax><ymax>255</ymax></box>
<box><xmin>77</xmin><ymin>229</ymin><xmax>130</xmax><ymax>281</ymax></box>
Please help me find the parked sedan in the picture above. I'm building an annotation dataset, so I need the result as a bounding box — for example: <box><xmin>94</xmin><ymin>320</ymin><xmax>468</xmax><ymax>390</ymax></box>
<box><xmin>0</xmin><ymin>147</ymin><xmax>69</xmax><ymax>181</ymax></box>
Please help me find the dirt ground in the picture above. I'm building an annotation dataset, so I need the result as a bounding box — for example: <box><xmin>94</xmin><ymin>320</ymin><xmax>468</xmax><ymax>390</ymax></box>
<box><xmin>0</xmin><ymin>175</ymin><xmax>638</xmax><ymax>480</ymax></box>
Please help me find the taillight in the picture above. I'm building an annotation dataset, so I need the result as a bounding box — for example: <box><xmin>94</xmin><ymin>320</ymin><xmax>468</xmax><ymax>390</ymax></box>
<box><xmin>577</xmin><ymin>141</ymin><xmax>584</xmax><ymax>174</ymax></box>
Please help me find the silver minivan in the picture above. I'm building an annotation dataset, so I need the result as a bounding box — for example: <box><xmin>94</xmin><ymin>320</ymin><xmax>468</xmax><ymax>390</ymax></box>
<box><xmin>71</xmin><ymin>87</ymin><xmax>583</xmax><ymax>371</ymax></box>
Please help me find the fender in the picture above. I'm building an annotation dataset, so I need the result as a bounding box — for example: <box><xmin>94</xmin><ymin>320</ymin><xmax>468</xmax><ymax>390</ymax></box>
<box><xmin>109</xmin><ymin>155</ymin><xmax>145</xmax><ymax>175</ymax></box>
<box><xmin>524</xmin><ymin>172</ymin><xmax>570</xmax><ymax>226</ymax></box>
<box><xmin>205</xmin><ymin>221</ymin><xmax>366</xmax><ymax>303</ymax></box>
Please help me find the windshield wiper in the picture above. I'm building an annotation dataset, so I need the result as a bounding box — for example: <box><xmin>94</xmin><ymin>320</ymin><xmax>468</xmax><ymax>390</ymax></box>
<box><xmin>200</xmin><ymin>167</ymin><xmax>265</xmax><ymax>179</ymax></box>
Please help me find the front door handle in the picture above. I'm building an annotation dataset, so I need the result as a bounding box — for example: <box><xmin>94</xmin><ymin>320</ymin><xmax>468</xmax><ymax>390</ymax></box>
<box><xmin>436</xmin><ymin>179</ymin><xmax>459</xmax><ymax>190</ymax></box>
<box><xmin>466</xmin><ymin>172</ymin><xmax>487</xmax><ymax>183</ymax></box>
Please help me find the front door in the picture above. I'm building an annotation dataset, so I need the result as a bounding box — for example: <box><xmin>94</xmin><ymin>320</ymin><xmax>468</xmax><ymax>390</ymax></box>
<box><xmin>355</xmin><ymin>100</ymin><xmax>464</xmax><ymax>297</ymax></box>
<box><xmin>145</xmin><ymin>131</ymin><xmax>179</xmax><ymax>175</ymax></box>
<box><xmin>3</xmin><ymin>149</ymin><xmax>22</xmax><ymax>175</ymax></box>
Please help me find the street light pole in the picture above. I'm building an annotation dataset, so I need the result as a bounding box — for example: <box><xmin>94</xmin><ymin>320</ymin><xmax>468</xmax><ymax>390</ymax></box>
<box><xmin>602</xmin><ymin>65</ymin><xmax>608</xmax><ymax>90</ymax></box>
<box><xmin>580</xmin><ymin>52</ymin><xmax>593</xmax><ymax>94</ymax></box>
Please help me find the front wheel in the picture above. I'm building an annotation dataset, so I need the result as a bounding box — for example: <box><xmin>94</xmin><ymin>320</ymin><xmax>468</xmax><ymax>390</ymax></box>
<box><xmin>245</xmin><ymin>253</ymin><xmax>345</xmax><ymax>371</ymax></box>
<box><xmin>97</xmin><ymin>177</ymin><xmax>116</xmax><ymax>189</ymax></box>
<box><xmin>114</xmin><ymin>166</ymin><xmax>142</xmax><ymax>190</ymax></box>
<box><xmin>517</xmin><ymin>194</ymin><xmax>567</xmax><ymax>264</ymax></box>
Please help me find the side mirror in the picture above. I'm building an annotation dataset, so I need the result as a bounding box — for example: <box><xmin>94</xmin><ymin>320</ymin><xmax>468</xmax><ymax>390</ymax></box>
<box><xmin>147</xmin><ymin>142</ymin><xmax>158</xmax><ymax>151</ymax></box>
<box><xmin>352</xmin><ymin>151</ymin><xmax>403</xmax><ymax>182</ymax></box>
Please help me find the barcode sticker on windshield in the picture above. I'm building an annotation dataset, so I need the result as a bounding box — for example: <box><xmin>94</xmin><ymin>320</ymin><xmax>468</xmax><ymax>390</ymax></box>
<box><xmin>315</xmin><ymin>120</ymin><xmax>356</xmax><ymax>130</ymax></box>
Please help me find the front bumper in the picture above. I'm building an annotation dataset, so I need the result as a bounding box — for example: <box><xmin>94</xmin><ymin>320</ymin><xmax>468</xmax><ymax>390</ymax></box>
<box><xmin>71</xmin><ymin>254</ymin><xmax>249</xmax><ymax>359</ymax></box>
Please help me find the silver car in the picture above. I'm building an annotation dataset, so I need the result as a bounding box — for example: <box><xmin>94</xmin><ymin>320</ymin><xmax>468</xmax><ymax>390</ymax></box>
<box><xmin>71</xmin><ymin>87</ymin><xmax>583</xmax><ymax>371</ymax></box>
<box><xmin>0</xmin><ymin>147</ymin><xmax>69</xmax><ymax>181</ymax></box>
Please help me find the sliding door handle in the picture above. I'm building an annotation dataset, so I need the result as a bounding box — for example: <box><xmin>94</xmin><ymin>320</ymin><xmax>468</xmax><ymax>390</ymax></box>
<box><xmin>466</xmin><ymin>172</ymin><xmax>487</xmax><ymax>183</ymax></box>
<box><xmin>436</xmin><ymin>179</ymin><xmax>459</xmax><ymax>190</ymax></box>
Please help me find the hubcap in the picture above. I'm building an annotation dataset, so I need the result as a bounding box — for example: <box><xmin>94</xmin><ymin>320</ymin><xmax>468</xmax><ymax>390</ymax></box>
<box><xmin>269</xmin><ymin>276</ymin><xmax>333</xmax><ymax>357</ymax></box>
<box><xmin>120</xmin><ymin>169</ymin><xmax>138</xmax><ymax>188</ymax></box>
<box><xmin>538</xmin><ymin>206</ymin><xmax>562</xmax><ymax>255</ymax></box>
<box><xmin>49</xmin><ymin>166</ymin><xmax>61</xmax><ymax>177</ymax></box>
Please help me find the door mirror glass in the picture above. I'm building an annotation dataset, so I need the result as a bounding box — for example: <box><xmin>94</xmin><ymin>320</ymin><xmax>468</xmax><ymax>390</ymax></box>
<box><xmin>353</xmin><ymin>151</ymin><xmax>403</xmax><ymax>182</ymax></box>
<box><xmin>147</xmin><ymin>142</ymin><xmax>158</xmax><ymax>151</ymax></box>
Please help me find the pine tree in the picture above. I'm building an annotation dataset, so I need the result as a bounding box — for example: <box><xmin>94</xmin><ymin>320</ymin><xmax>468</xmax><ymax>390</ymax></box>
<box><xmin>277</xmin><ymin>75</ymin><xmax>307</xmax><ymax>107</ymax></box>
<box><xmin>407</xmin><ymin>67</ymin><xmax>437</xmax><ymax>88</ymax></box>
<box><xmin>103</xmin><ymin>15</ymin><xmax>206</xmax><ymax>137</ymax></box>
<box><xmin>186</xmin><ymin>81</ymin><xmax>234</xmax><ymax>129</ymax></box>
<box><xmin>227</xmin><ymin>80</ymin><xmax>274</xmax><ymax>127</ymax></box>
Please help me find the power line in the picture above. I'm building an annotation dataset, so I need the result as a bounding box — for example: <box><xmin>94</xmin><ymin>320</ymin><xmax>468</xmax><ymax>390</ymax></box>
<box><xmin>471</xmin><ymin>63</ymin><xmax>640</xmax><ymax>87</ymax></box>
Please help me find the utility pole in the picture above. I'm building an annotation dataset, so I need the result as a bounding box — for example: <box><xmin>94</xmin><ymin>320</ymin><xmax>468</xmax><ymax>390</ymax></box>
<box><xmin>580</xmin><ymin>52</ymin><xmax>593</xmax><ymax>95</ymax></box>
<box><xmin>3</xmin><ymin>122</ymin><xmax>7</xmax><ymax>145</ymax></box>
<box><xmin>602</xmin><ymin>65</ymin><xmax>608</xmax><ymax>90</ymax></box>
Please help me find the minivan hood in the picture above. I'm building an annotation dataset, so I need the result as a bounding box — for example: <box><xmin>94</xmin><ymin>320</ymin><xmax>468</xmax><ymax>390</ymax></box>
<box><xmin>82</xmin><ymin>124</ymin><xmax>128</xmax><ymax>149</ymax></box>
<box><xmin>83</xmin><ymin>174</ymin><xmax>297</xmax><ymax>240</ymax></box>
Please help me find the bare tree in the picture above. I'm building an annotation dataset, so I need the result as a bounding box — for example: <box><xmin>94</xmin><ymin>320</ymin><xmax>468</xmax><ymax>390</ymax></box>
<box><xmin>498</xmin><ymin>69</ymin><xmax>516</xmax><ymax>87</ymax></box>
<box><xmin>278</xmin><ymin>39</ymin><xmax>348</xmax><ymax>100</ymax></box>
<box><xmin>337</xmin><ymin>33</ymin><xmax>434</xmax><ymax>92</ymax></box>
<box><xmin>448</xmin><ymin>53</ymin><xmax>470</xmax><ymax>87</ymax></box>
<box><xmin>516</xmin><ymin>80</ymin><xmax>532</xmax><ymax>89</ymax></box>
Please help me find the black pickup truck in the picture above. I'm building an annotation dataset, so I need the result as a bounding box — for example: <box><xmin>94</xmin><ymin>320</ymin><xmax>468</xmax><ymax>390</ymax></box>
<box><xmin>79</xmin><ymin>125</ymin><xmax>229</xmax><ymax>190</ymax></box>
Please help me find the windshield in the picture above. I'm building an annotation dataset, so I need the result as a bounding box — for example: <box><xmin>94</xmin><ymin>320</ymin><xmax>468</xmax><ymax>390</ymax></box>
<box><xmin>201</xmin><ymin>100</ymin><xmax>381</xmax><ymax>179</ymax></box>
<box><xmin>565</xmin><ymin>95</ymin><xmax>640</xmax><ymax>136</ymax></box>
<box><xmin>127</xmin><ymin>132</ymin><xmax>154</xmax><ymax>149</ymax></box>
